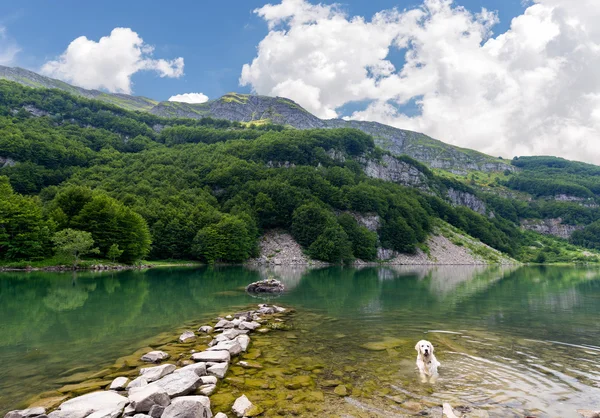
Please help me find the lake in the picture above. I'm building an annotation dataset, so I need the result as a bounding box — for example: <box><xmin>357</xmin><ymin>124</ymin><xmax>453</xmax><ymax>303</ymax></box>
<box><xmin>1</xmin><ymin>265</ymin><xmax>599</xmax><ymax>417</ymax></box>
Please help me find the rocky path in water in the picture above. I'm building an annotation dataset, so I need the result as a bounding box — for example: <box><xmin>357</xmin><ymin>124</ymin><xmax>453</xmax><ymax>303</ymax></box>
<box><xmin>7</xmin><ymin>301</ymin><xmax>593</xmax><ymax>418</ymax></box>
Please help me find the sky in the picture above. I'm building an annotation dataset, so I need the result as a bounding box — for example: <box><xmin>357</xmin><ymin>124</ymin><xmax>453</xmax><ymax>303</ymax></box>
<box><xmin>1</xmin><ymin>0</ymin><xmax>600</xmax><ymax>163</ymax></box>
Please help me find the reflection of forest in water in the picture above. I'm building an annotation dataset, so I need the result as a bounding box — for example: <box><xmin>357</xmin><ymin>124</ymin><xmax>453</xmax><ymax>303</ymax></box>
<box><xmin>1</xmin><ymin>265</ymin><xmax>600</xmax><ymax>413</ymax></box>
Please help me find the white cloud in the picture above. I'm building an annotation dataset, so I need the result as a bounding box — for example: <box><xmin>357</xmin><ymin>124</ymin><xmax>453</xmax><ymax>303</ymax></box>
<box><xmin>0</xmin><ymin>26</ymin><xmax>21</xmax><ymax>65</ymax></box>
<box><xmin>41</xmin><ymin>28</ymin><xmax>184</xmax><ymax>94</ymax></box>
<box><xmin>168</xmin><ymin>92</ymin><xmax>209</xmax><ymax>104</ymax></box>
<box><xmin>242</xmin><ymin>0</ymin><xmax>600</xmax><ymax>164</ymax></box>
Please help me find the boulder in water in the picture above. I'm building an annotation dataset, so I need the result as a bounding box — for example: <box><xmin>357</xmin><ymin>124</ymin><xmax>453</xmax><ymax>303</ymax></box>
<box><xmin>245</xmin><ymin>279</ymin><xmax>284</xmax><ymax>294</ymax></box>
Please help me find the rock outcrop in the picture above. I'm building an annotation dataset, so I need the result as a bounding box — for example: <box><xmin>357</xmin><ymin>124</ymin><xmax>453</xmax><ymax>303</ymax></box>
<box><xmin>520</xmin><ymin>218</ymin><xmax>583</xmax><ymax>239</ymax></box>
<box><xmin>446</xmin><ymin>188</ymin><xmax>488</xmax><ymax>215</ymax></box>
<box><xmin>360</xmin><ymin>155</ymin><xmax>430</xmax><ymax>190</ymax></box>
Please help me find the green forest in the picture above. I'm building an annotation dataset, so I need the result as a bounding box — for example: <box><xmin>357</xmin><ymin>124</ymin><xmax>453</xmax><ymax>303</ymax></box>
<box><xmin>1</xmin><ymin>80</ymin><xmax>599</xmax><ymax>265</ymax></box>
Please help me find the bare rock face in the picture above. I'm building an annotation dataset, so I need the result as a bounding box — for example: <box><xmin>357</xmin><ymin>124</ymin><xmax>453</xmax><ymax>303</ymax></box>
<box><xmin>245</xmin><ymin>279</ymin><xmax>284</xmax><ymax>294</ymax></box>
<box><xmin>521</xmin><ymin>218</ymin><xmax>584</xmax><ymax>239</ymax></box>
<box><xmin>360</xmin><ymin>155</ymin><xmax>430</xmax><ymax>191</ymax></box>
<box><xmin>446</xmin><ymin>188</ymin><xmax>488</xmax><ymax>215</ymax></box>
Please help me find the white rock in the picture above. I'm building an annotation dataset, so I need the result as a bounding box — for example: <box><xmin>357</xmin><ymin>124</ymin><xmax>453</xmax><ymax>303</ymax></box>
<box><xmin>5</xmin><ymin>408</ymin><xmax>47</xmax><ymax>418</ymax></box>
<box><xmin>131</xmin><ymin>415</ymin><xmax>152</xmax><ymax>418</ymax></box>
<box><xmin>225</xmin><ymin>315</ymin><xmax>233</xmax><ymax>320</ymax></box>
<box><xmin>214</xmin><ymin>320</ymin><xmax>233</xmax><ymax>329</ymax></box>
<box><xmin>161</xmin><ymin>396</ymin><xmax>212</xmax><ymax>418</ymax></box>
<box><xmin>214</xmin><ymin>414</ymin><xmax>227</xmax><ymax>418</ymax></box>
<box><xmin>198</xmin><ymin>326</ymin><xmax>213</xmax><ymax>334</ymax></box>
<box><xmin>150</xmin><ymin>370</ymin><xmax>202</xmax><ymax>397</ymax></box>
<box><xmin>231</xmin><ymin>395</ymin><xmax>253</xmax><ymax>418</ymax></box>
<box><xmin>221</xmin><ymin>329</ymin><xmax>248</xmax><ymax>340</ymax></box>
<box><xmin>199</xmin><ymin>376</ymin><xmax>217</xmax><ymax>385</ymax></box>
<box><xmin>238</xmin><ymin>321</ymin><xmax>260</xmax><ymax>331</ymax></box>
<box><xmin>231</xmin><ymin>318</ymin><xmax>242</xmax><ymax>327</ymax></box>
<box><xmin>127</xmin><ymin>377</ymin><xmax>149</xmax><ymax>391</ymax></box>
<box><xmin>140</xmin><ymin>351</ymin><xmax>169</xmax><ymax>363</ymax></box>
<box><xmin>207</xmin><ymin>362</ymin><xmax>228</xmax><ymax>379</ymax></box>
<box><xmin>128</xmin><ymin>385</ymin><xmax>170</xmax><ymax>413</ymax></box>
<box><xmin>48</xmin><ymin>411</ymin><xmax>90</xmax><ymax>418</ymax></box>
<box><xmin>197</xmin><ymin>384</ymin><xmax>216</xmax><ymax>396</ymax></box>
<box><xmin>179</xmin><ymin>331</ymin><xmax>196</xmax><ymax>343</ymax></box>
<box><xmin>191</xmin><ymin>350</ymin><xmax>230</xmax><ymax>363</ymax></box>
<box><xmin>206</xmin><ymin>340</ymin><xmax>242</xmax><ymax>356</ymax></box>
<box><xmin>235</xmin><ymin>335</ymin><xmax>250</xmax><ymax>352</ymax></box>
<box><xmin>175</xmin><ymin>362</ymin><xmax>207</xmax><ymax>377</ymax></box>
<box><xmin>140</xmin><ymin>364</ymin><xmax>176</xmax><ymax>382</ymax></box>
<box><xmin>273</xmin><ymin>305</ymin><xmax>286</xmax><ymax>313</ymax></box>
<box><xmin>109</xmin><ymin>377</ymin><xmax>129</xmax><ymax>391</ymax></box>
<box><xmin>58</xmin><ymin>392</ymin><xmax>129</xmax><ymax>416</ymax></box>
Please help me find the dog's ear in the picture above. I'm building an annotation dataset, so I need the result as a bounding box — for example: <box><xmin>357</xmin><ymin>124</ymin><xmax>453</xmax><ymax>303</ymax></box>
<box><xmin>415</xmin><ymin>342</ymin><xmax>420</xmax><ymax>352</ymax></box>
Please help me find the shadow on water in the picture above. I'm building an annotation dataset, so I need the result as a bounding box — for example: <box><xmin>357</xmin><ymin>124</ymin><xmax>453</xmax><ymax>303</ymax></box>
<box><xmin>0</xmin><ymin>265</ymin><xmax>599</xmax><ymax>416</ymax></box>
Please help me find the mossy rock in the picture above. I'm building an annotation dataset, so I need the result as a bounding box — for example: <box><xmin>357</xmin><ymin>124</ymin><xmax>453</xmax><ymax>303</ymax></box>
<box><xmin>245</xmin><ymin>405</ymin><xmax>264</xmax><ymax>417</ymax></box>
<box><xmin>57</xmin><ymin>379</ymin><xmax>113</xmax><ymax>396</ymax></box>
<box><xmin>245</xmin><ymin>378</ymin><xmax>270</xmax><ymax>389</ymax></box>
<box><xmin>334</xmin><ymin>385</ymin><xmax>348</xmax><ymax>396</ymax></box>
<box><xmin>320</xmin><ymin>379</ymin><xmax>342</xmax><ymax>387</ymax></box>
<box><xmin>285</xmin><ymin>375</ymin><xmax>313</xmax><ymax>390</ymax></box>
<box><xmin>360</xmin><ymin>337</ymin><xmax>407</xmax><ymax>351</ymax></box>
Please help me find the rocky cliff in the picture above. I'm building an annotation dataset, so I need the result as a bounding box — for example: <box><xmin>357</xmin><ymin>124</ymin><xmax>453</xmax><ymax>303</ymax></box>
<box><xmin>520</xmin><ymin>218</ymin><xmax>584</xmax><ymax>239</ymax></box>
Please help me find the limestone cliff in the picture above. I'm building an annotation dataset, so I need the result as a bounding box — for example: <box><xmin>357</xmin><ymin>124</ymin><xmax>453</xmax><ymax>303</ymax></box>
<box><xmin>520</xmin><ymin>218</ymin><xmax>584</xmax><ymax>239</ymax></box>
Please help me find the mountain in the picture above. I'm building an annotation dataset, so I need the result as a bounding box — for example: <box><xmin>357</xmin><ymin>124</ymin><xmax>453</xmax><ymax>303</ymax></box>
<box><xmin>1</xmin><ymin>77</ymin><xmax>600</xmax><ymax>265</ymax></box>
<box><xmin>0</xmin><ymin>65</ymin><xmax>158</xmax><ymax>112</ymax></box>
<box><xmin>152</xmin><ymin>93</ymin><xmax>514</xmax><ymax>174</ymax></box>
<box><xmin>0</xmin><ymin>66</ymin><xmax>511</xmax><ymax>174</ymax></box>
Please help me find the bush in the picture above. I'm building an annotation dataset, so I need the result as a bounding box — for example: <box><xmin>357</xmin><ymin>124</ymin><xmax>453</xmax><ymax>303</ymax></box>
<box><xmin>307</xmin><ymin>225</ymin><xmax>354</xmax><ymax>263</ymax></box>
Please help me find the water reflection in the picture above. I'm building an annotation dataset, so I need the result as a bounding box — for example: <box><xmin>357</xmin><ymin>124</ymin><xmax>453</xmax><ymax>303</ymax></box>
<box><xmin>0</xmin><ymin>265</ymin><xmax>599</xmax><ymax>416</ymax></box>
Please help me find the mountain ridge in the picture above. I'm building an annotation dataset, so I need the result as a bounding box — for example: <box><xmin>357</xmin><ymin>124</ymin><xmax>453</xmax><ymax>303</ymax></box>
<box><xmin>0</xmin><ymin>65</ymin><xmax>512</xmax><ymax>174</ymax></box>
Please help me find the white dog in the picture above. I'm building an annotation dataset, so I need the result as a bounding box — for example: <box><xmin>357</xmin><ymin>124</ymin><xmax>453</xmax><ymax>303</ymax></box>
<box><xmin>415</xmin><ymin>339</ymin><xmax>440</xmax><ymax>383</ymax></box>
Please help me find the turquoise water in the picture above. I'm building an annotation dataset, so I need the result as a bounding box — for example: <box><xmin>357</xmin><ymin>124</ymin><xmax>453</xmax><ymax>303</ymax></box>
<box><xmin>1</xmin><ymin>265</ymin><xmax>599</xmax><ymax>416</ymax></box>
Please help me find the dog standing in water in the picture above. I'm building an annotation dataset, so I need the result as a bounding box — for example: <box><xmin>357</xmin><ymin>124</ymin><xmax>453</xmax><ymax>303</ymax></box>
<box><xmin>415</xmin><ymin>340</ymin><xmax>441</xmax><ymax>383</ymax></box>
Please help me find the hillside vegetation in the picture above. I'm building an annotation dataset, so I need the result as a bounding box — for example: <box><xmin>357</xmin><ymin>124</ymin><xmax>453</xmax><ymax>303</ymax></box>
<box><xmin>0</xmin><ymin>80</ymin><xmax>542</xmax><ymax>265</ymax></box>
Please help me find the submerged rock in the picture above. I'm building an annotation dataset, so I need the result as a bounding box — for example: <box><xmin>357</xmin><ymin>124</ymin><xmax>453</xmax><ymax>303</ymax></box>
<box><xmin>245</xmin><ymin>279</ymin><xmax>284</xmax><ymax>294</ymax></box>
<box><xmin>140</xmin><ymin>351</ymin><xmax>169</xmax><ymax>363</ymax></box>
<box><xmin>198</xmin><ymin>326</ymin><xmax>213</xmax><ymax>334</ymax></box>
<box><xmin>161</xmin><ymin>397</ymin><xmax>211</xmax><ymax>418</ymax></box>
<box><xmin>179</xmin><ymin>331</ymin><xmax>196</xmax><ymax>343</ymax></box>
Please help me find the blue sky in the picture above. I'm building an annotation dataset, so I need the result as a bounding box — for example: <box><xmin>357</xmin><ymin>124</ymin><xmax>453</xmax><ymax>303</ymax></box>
<box><xmin>0</xmin><ymin>0</ymin><xmax>526</xmax><ymax>102</ymax></box>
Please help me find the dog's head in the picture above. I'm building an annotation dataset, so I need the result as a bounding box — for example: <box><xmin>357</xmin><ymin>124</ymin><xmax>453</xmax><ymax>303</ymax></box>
<box><xmin>415</xmin><ymin>340</ymin><xmax>434</xmax><ymax>357</ymax></box>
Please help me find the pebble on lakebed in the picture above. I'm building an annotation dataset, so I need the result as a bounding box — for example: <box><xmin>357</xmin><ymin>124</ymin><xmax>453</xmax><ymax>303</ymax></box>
<box><xmin>9</xmin><ymin>304</ymin><xmax>291</xmax><ymax>418</ymax></box>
